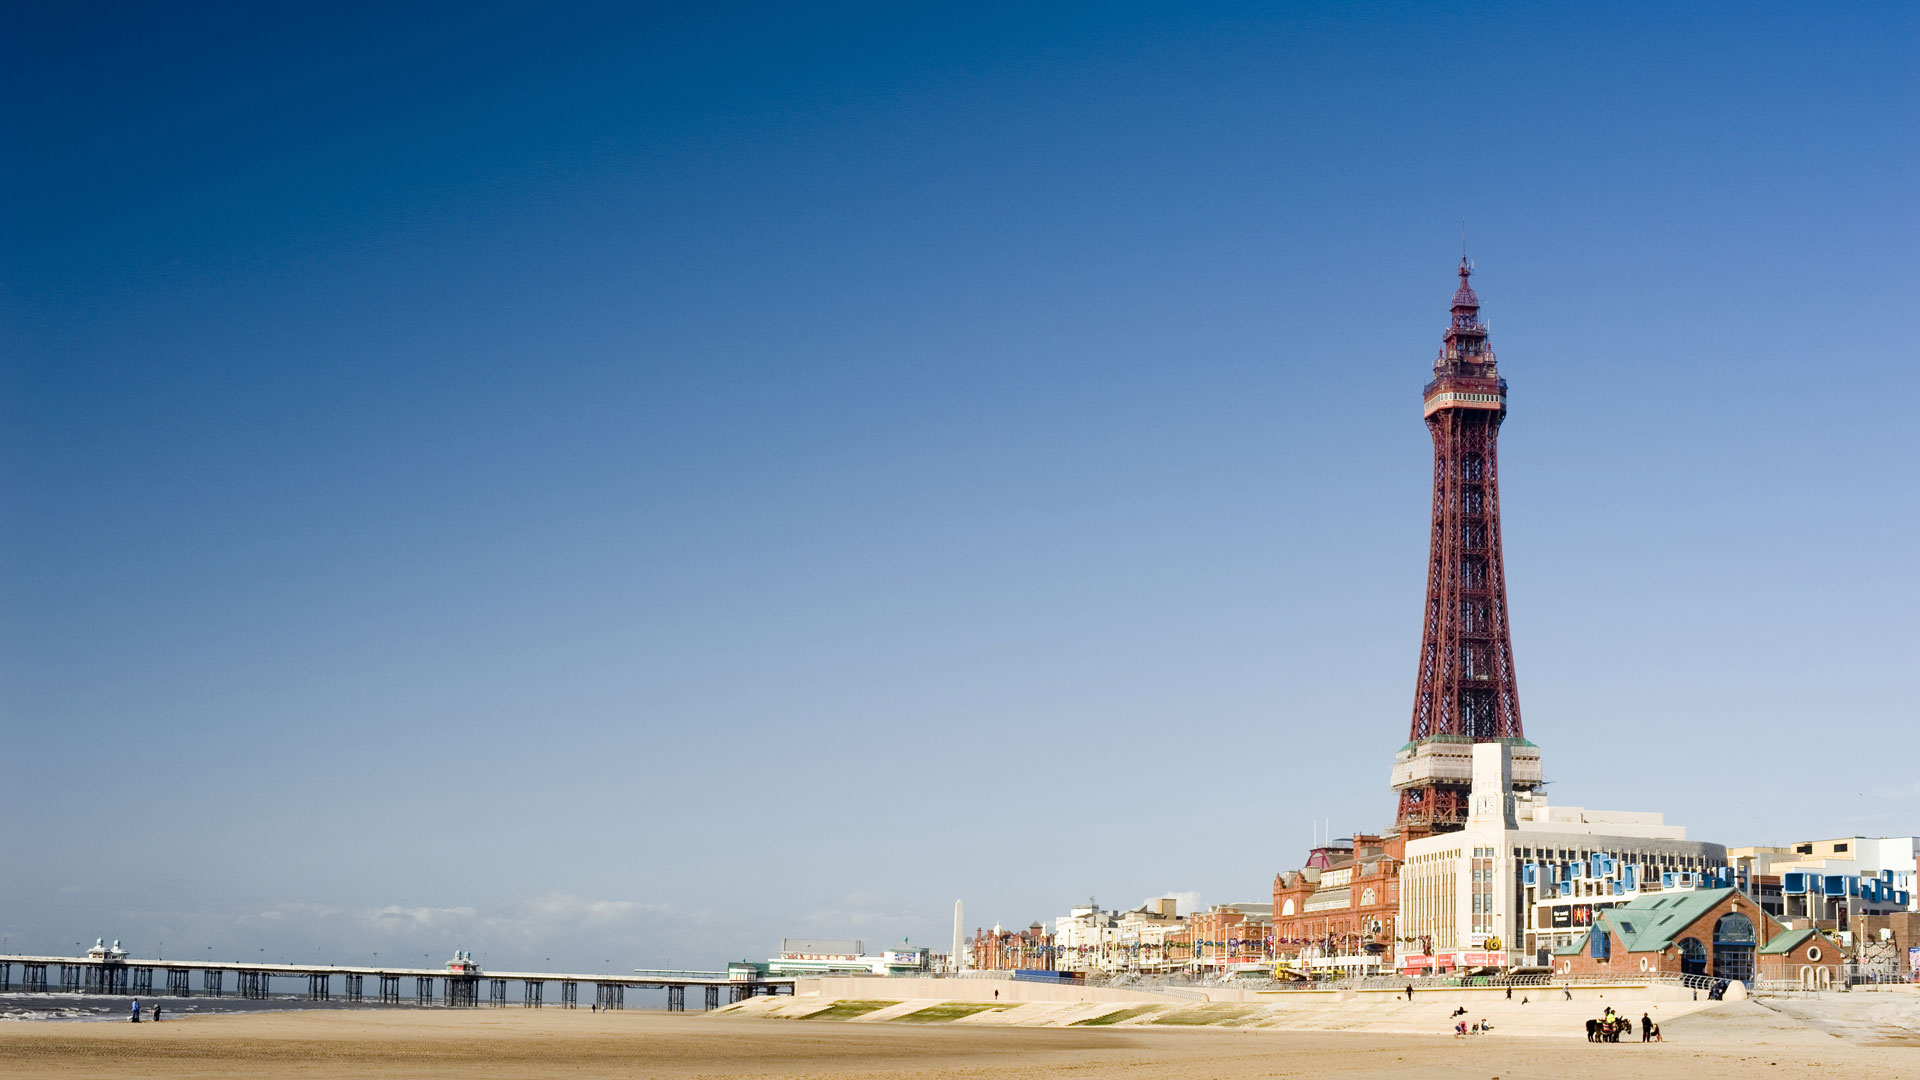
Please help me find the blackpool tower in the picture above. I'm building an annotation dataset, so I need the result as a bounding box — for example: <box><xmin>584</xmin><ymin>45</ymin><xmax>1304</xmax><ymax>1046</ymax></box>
<box><xmin>1390</xmin><ymin>259</ymin><xmax>1541</xmax><ymax>837</ymax></box>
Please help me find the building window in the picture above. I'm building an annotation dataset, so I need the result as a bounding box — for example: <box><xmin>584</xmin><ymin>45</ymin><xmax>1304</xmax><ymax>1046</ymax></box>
<box><xmin>1833</xmin><ymin>844</ymin><xmax>1848</xmax><ymax>853</ymax></box>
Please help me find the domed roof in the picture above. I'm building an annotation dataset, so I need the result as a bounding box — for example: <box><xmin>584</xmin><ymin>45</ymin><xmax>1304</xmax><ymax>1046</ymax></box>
<box><xmin>1451</xmin><ymin>257</ymin><xmax>1479</xmax><ymax>310</ymax></box>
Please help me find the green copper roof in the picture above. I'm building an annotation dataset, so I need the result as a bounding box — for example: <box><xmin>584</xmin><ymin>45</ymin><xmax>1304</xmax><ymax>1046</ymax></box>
<box><xmin>1554</xmin><ymin>889</ymin><xmax>1772</xmax><ymax>959</ymax></box>
<box><xmin>1759</xmin><ymin>928</ymin><xmax>1820</xmax><ymax>955</ymax></box>
<box><xmin>1591</xmin><ymin>887</ymin><xmax>1742</xmax><ymax>953</ymax></box>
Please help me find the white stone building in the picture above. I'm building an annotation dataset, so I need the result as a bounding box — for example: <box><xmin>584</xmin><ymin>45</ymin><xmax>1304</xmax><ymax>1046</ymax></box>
<box><xmin>1398</xmin><ymin>743</ymin><xmax>1728</xmax><ymax>971</ymax></box>
<box><xmin>1053</xmin><ymin>903</ymin><xmax>1122</xmax><ymax>973</ymax></box>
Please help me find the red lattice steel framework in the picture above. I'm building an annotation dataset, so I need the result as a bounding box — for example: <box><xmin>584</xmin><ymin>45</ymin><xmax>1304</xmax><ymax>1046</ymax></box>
<box><xmin>1397</xmin><ymin>259</ymin><xmax>1523</xmax><ymax>830</ymax></box>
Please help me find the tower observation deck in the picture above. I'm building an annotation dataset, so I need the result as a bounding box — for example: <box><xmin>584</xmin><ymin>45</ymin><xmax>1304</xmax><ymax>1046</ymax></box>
<box><xmin>1390</xmin><ymin>259</ymin><xmax>1540</xmax><ymax>837</ymax></box>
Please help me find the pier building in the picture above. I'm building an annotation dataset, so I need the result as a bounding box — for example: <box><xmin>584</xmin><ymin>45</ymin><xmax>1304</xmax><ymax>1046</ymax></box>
<box><xmin>767</xmin><ymin>940</ymin><xmax>932</xmax><ymax>977</ymax></box>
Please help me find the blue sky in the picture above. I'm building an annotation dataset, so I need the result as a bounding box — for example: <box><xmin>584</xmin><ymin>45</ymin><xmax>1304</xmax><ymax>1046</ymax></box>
<box><xmin>3</xmin><ymin>2</ymin><xmax>1915</xmax><ymax>971</ymax></box>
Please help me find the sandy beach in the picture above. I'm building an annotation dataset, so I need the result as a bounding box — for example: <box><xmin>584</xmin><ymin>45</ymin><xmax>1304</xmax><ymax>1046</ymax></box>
<box><xmin>2</xmin><ymin>1002</ymin><xmax>1912</xmax><ymax>1080</ymax></box>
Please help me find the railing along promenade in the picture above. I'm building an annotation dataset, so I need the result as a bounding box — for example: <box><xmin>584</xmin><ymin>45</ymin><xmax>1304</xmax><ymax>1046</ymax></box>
<box><xmin>0</xmin><ymin>954</ymin><xmax>793</xmax><ymax>1012</ymax></box>
<box><xmin>982</xmin><ymin>969</ymin><xmax>1736</xmax><ymax>994</ymax></box>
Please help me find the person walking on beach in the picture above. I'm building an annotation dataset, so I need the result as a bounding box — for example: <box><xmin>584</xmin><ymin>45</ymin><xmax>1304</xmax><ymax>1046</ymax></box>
<box><xmin>1641</xmin><ymin>1012</ymin><xmax>1652</xmax><ymax>1042</ymax></box>
<box><xmin>130</xmin><ymin>999</ymin><xmax>140</xmax><ymax>1023</ymax></box>
<box><xmin>1562</xmin><ymin>985</ymin><xmax>1571</xmax><ymax>1001</ymax></box>
<box><xmin>1405</xmin><ymin>984</ymin><xmax>1414</xmax><ymax>1002</ymax></box>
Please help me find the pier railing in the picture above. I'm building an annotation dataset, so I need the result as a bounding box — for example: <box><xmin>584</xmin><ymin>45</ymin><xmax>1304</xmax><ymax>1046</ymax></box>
<box><xmin>0</xmin><ymin>953</ymin><xmax>794</xmax><ymax>1012</ymax></box>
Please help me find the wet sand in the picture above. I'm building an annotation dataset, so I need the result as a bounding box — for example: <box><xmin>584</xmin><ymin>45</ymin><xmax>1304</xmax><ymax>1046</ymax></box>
<box><xmin>0</xmin><ymin>1005</ymin><xmax>1908</xmax><ymax>1079</ymax></box>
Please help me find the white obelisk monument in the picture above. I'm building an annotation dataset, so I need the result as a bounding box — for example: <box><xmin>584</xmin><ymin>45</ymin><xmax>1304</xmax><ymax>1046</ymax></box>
<box><xmin>952</xmin><ymin>900</ymin><xmax>965</xmax><ymax>972</ymax></box>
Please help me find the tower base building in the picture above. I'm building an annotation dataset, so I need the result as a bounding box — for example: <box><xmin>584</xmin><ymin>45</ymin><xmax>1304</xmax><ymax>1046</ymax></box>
<box><xmin>1397</xmin><ymin>743</ymin><xmax>1728</xmax><ymax>972</ymax></box>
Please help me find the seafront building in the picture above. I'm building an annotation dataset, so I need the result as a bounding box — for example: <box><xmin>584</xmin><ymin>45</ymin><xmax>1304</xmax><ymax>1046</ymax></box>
<box><xmin>766</xmin><ymin>940</ymin><xmax>930</xmax><ymax>977</ymax></box>
<box><xmin>1187</xmin><ymin>903</ymin><xmax>1273</xmax><ymax>974</ymax></box>
<box><xmin>1115</xmin><ymin>898</ymin><xmax>1185</xmax><ymax>972</ymax></box>
<box><xmin>1271</xmin><ymin>837</ymin><xmax>1402</xmax><ymax>977</ymax></box>
<box><xmin>1053</xmin><ymin>903</ymin><xmax>1122</xmax><ymax>973</ymax></box>
<box><xmin>1397</xmin><ymin>743</ymin><xmax>1728</xmax><ymax>972</ymax></box>
<box><xmin>1549</xmin><ymin>886</ymin><xmax>1841</xmax><ymax>987</ymax></box>
<box><xmin>967</xmin><ymin>923</ymin><xmax>1053</xmax><ymax>972</ymax></box>
<box><xmin>1729</xmin><ymin>837</ymin><xmax>1917</xmax><ymax>928</ymax></box>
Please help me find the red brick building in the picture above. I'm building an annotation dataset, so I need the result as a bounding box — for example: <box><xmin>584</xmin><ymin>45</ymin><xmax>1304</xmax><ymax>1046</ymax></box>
<box><xmin>970</xmin><ymin>923</ymin><xmax>1053</xmax><ymax>972</ymax></box>
<box><xmin>1552</xmin><ymin>887</ymin><xmax>1840</xmax><ymax>987</ymax></box>
<box><xmin>1271</xmin><ymin>834</ymin><xmax>1404</xmax><ymax>971</ymax></box>
<box><xmin>1188</xmin><ymin>904</ymin><xmax>1273</xmax><ymax>970</ymax></box>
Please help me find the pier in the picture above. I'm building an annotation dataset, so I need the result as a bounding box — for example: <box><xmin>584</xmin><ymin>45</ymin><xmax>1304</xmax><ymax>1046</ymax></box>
<box><xmin>0</xmin><ymin>944</ymin><xmax>793</xmax><ymax>1011</ymax></box>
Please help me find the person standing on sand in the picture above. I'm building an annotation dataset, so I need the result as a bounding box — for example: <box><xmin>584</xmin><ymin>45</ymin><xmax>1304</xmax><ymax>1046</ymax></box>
<box><xmin>1642</xmin><ymin>1012</ymin><xmax>1652</xmax><ymax>1042</ymax></box>
<box><xmin>1405</xmin><ymin>984</ymin><xmax>1414</xmax><ymax>1002</ymax></box>
<box><xmin>130</xmin><ymin>999</ymin><xmax>140</xmax><ymax>1023</ymax></box>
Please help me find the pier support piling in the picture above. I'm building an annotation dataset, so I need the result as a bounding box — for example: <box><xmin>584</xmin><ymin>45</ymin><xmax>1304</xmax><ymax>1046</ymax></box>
<box><xmin>203</xmin><ymin>969</ymin><xmax>224</xmax><ymax>996</ymax></box>
<box><xmin>666</xmin><ymin>985</ymin><xmax>685</xmax><ymax>1012</ymax></box>
<box><xmin>560</xmin><ymin>980</ymin><xmax>578</xmax><ymax>1008</ymax></box>
<box><xmin>379</xmin><ymin>975</ymin><xmax>401</xmax><ymax>1004</ymax></box>
<box><xmin>447</xmin><ymin>976</ymin><xmax>478</xmax><ymax>1007</ymax></box>
<box><xmin>307</xmin><ymin>973</ymin><xmax>330</xmax><ymax>1000</ymax></box>
<box><xmin>488</xmin><ymin>978</ymin><xmax>507</xmax><ymax>1007</ymax></box>
<box><xmin>166</xmin><ymin>968</ymin><xmax>191</xmax><ymax>996</ymax></box>
<box><xmin>522</xmin><ymin>980</ymin><xmax>543</xmax><ymax>1007</ymax></box>
<box><xmin>343</xmin><ymin>974</ymin><xmax>363</xmax><ymax>1001</ymax></box>
<box><xmin>704</xmin><ymin>986</ymin><xmax>720</xmax><ymax>1010</ymax></box>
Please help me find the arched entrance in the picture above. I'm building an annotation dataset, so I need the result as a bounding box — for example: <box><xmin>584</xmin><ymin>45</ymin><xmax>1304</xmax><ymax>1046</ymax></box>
<box><xmin>1712</xmin><ymin>914</ymin><xmax>1755</xmax><ymax>984</ymax></box>
<box><xmin>1676</xmin><ymin>937</ymin><xmax>1707</xmax><ymax>976</ymax></box>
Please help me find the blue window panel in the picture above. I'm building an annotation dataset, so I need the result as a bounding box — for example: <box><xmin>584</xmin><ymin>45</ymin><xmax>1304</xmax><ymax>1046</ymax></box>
<box><xmin>1590</xmin><ymin>931</ymin><xmax>1610</xmax><ymax>960</ymax></box>
<box><xmin>1823</xmin><ymin>876</ymin><xmax>1847</xmax><ymax>897</ymax></box>
<box><xmin>1783</xmin><ymin>872</ymin><xmax>1807</xmax><ymax>894</ymax></box>
<box><xmin>1624</xmin><ymin>865</ymin><xmax>1638</xmax><ymax>891</ymax></box>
